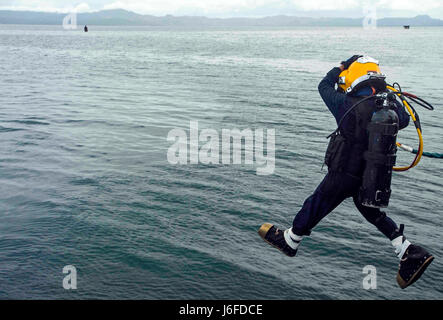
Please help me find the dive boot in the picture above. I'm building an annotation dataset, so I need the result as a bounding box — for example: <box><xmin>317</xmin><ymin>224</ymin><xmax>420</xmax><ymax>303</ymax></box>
<box><xmin>258</xmin><ymin>223</ymin><xmax>301</xmax><ymax>257</ymax></box>
<box><xmin>391</xmin><ymin>225</ymin><xmax>434</xmax><ymax>289</ymax></box>
<box><xmin>396</xmin><ymin>244</ymin><xmax>434</xmax><ymax>289</ymax></box>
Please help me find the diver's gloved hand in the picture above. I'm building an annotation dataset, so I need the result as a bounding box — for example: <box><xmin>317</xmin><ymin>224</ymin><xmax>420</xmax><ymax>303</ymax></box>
<box><xmin>341</xmin><ymin>55</ymin><xmax>363</xmax><ymax>70</ymax></box>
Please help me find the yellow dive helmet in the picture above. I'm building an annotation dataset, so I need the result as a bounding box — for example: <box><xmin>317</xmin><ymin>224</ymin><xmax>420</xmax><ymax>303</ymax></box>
<box><xmin>338</xmin><ymin>56</ymin><xmax>387</xmax><ymax>94</ymax></box>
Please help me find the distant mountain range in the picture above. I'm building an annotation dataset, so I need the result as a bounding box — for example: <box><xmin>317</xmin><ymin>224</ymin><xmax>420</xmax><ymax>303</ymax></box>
<box><xmin>1</xmin><ymin>9</ymin><xmax>443</xmax><ymax>27</ymax></box>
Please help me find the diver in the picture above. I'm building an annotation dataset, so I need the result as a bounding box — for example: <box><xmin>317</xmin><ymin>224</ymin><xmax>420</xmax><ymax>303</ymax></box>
<box><xmin>84</xmin><ymin>25</ymin><xmax>88</xmax><ymax>32</ymax></box>
<box><xmin>259</xmin><ymin>55</ymin><xmax>434</xmax><ymax>289</ymax></box>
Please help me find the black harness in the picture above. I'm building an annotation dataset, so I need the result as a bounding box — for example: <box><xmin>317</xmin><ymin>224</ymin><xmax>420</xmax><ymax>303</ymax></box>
<box><xmin>324</xmin><ymin>96</ymin><xmax>376</xmax><ymax>176</ymax></box>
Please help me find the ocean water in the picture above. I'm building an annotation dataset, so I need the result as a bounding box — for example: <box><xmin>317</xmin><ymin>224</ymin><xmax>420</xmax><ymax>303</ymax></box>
<box><xmin>0</xmin><ymin>24</ymin><xmax>442</xmax><ymax>300</ymax></box>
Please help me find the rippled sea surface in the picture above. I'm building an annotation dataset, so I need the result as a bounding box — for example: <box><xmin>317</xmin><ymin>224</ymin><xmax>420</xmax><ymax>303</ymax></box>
<box><xmin>0</xmin><ymin>25</ymin><xmax>442</xmax><ymax>299</ymax></box>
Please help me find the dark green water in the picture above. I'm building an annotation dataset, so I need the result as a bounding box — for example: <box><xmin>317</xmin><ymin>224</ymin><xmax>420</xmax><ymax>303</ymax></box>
<box><xmin>0</xmin><ymin>25</ymin><xmax>442</xmax><ymax>299</ymax></box>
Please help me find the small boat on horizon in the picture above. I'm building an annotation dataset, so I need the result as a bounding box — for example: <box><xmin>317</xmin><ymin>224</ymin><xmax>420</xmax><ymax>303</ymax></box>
<box><xmin>404</xmin><ymin>25</ymin><xmax>410</xmax><ymax>29</ymax></box>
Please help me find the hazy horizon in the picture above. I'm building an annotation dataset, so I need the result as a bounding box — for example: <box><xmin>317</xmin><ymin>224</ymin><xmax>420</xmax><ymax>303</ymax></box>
<box><xmin>1</xmin><ymin>0</ymin><xmax>443</xmax><ymax>19</ymax></box>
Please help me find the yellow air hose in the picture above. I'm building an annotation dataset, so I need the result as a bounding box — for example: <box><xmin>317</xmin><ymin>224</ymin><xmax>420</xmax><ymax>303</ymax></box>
<box><xmin>386</xmin><ymin>86</ymin><xmax>424</xmax><ymax>172</ymax></box>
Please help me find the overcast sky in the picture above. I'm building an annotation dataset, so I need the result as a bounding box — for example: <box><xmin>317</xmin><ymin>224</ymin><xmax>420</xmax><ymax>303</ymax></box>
<box><xmin>1</xmin><ymin>0</ymin><xmax>443</xmax><ymax>18</ymax></box>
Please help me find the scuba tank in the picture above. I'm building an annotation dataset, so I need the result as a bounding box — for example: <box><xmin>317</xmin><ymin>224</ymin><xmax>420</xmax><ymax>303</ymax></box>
<box><xmin>359</xmin><ymin>92</ymin><xmax>399</xmax><ymax>208</ymax></box>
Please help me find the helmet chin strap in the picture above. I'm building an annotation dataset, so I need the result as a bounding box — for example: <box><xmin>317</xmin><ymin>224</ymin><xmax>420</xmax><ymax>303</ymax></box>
<box><xmin>353</xmin><ymin>86</ymin><xmax>374</xmax><ymax>97</ymax></box>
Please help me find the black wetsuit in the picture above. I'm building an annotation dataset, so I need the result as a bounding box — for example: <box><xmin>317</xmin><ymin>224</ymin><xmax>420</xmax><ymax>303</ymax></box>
<box><xmin>291</xmin><ymin>67</ymin><xmax>410</xmax><ymax>240</ymax></box>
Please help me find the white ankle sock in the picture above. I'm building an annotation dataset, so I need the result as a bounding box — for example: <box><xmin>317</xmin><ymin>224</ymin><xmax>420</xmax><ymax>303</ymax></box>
<box><xmin>284</xmin><ymin>228</ymin><xmax>303</xmax><ymax>250</ymax></box>
<box><xmin>391</xmin><ymin>236</ymin><xmax>411</xmax><ymax>259</ymax></box>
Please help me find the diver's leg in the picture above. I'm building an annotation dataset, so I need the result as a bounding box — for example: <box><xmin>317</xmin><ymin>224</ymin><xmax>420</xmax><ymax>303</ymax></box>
<box><xmin>353</xmin><ymin>195</ymin><xmax>434</xmax><ymax>289</ymax></box>
<box><xmin>258</xmin><ymin>171</ymin><xmax>352</xmax><ymax>257</ymax></box>
<box><xmin>352</xmin><ymin>196</ymin><xmax>398</xmax><ymax>240</ymax></box>
<box><xmin>291</xmin><ymin>171</ymin><xmax>352</xmax><ymax>236</ymax></box>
